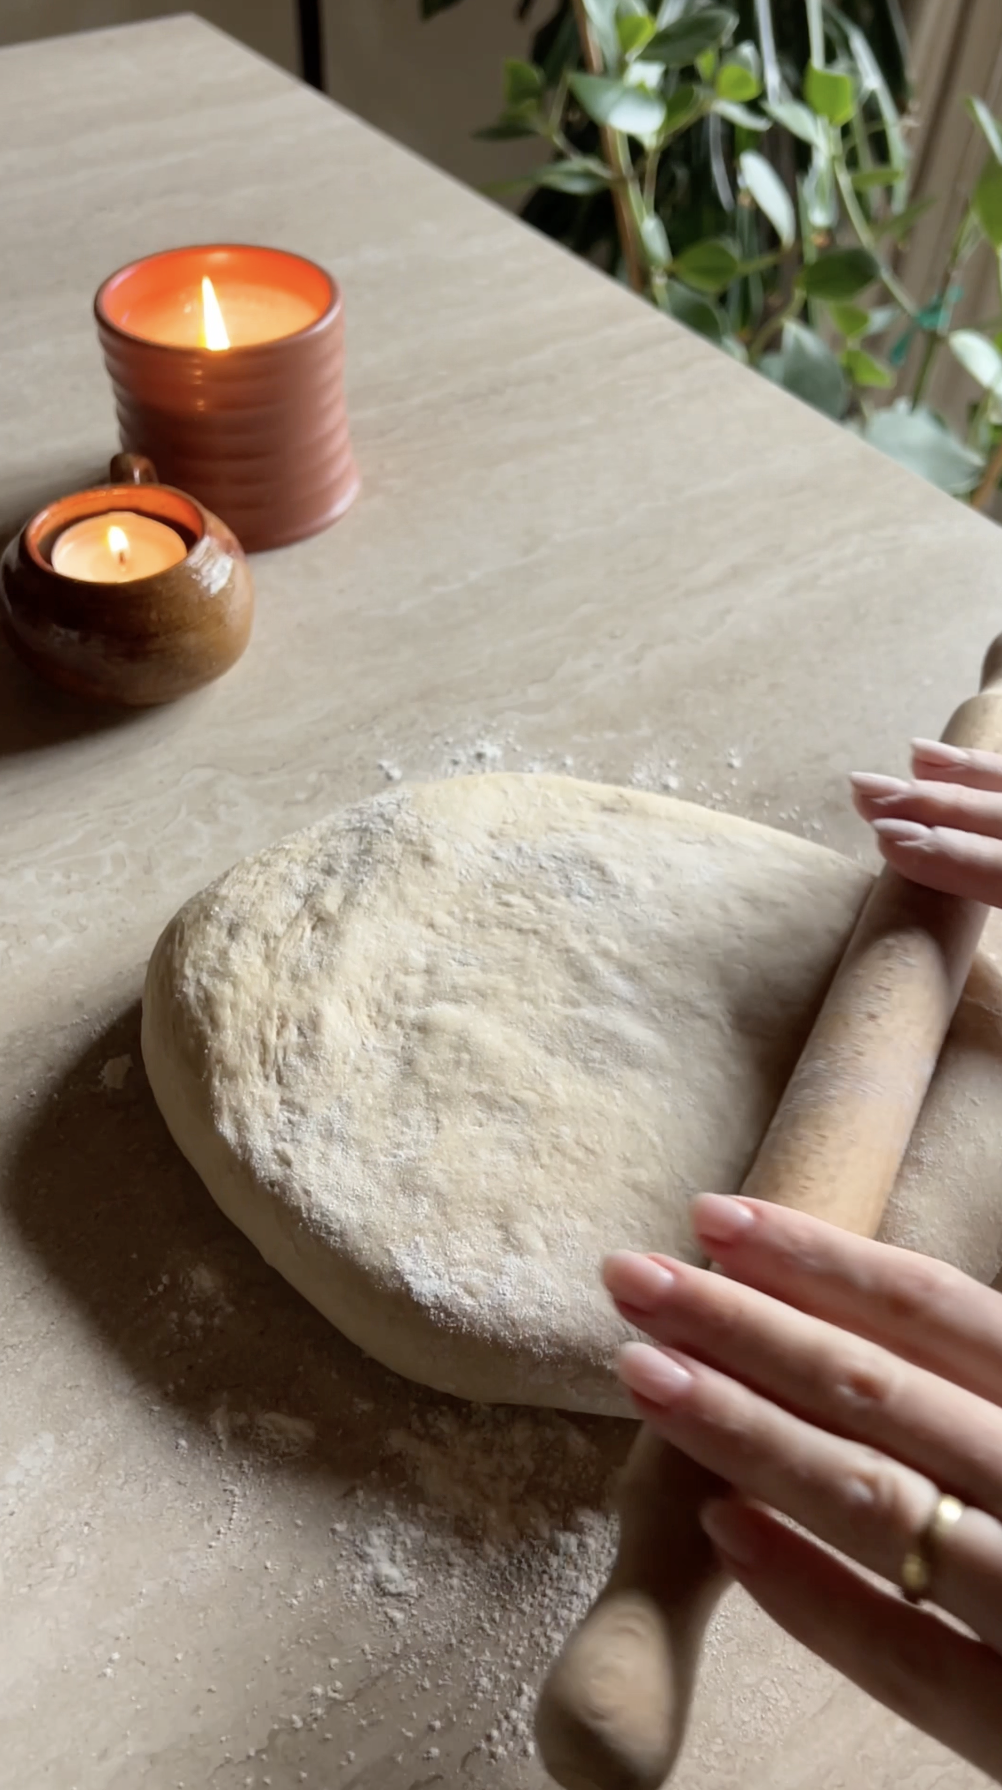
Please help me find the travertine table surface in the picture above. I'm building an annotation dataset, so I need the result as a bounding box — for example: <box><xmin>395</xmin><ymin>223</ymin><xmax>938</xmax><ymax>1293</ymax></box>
<box><xmin>1</xmin><ymin>16</ymin><xmax>999</xmax><ymax>1789</ymax></box>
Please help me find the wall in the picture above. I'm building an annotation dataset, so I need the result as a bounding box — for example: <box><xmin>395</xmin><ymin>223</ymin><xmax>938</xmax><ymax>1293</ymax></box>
<box><xmin>0</xmin><ymin>0</ymin><xmax>539</xmax><ymax>198</ymax></box>
<box><xmin>0</xmin><ymin>0</ymin><xmax>299</xmax><ymax>69</ymax></box>
<box><xmin>322</xmin><ymin>0</ymin><xmax>538</xmax><ymax>194</ymax></box>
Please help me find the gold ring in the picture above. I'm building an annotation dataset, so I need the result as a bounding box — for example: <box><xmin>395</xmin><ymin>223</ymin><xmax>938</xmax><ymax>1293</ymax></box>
<box><xmin>900</xmin><ymin>1493</ymin><xmax>964</xmax><ymax>1604</ymax></box>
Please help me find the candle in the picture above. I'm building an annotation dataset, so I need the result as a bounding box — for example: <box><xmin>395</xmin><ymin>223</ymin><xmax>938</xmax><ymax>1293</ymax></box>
<box><xmin>127</xmin><ymin>272</ymin><xmax>319</xmax><ymax>350</ymax></box>
<box><xmin>2</xmin><ymin>456</ymin><xmax>254</xmax><ymax>707</ymax></box>
<box><xmin>95</xmin><ymin>245</ymin><xmax>360</xmax><ymax>552</ymax></box>
<box><xmin>105</xmin><ymin>265</ymin><xmax>321</xmax><ymax>351</ymax></box>
<box><xmin>50</xmin><ymin>510</ymin><xmax>187</xmax><ymax>583</ymax></box>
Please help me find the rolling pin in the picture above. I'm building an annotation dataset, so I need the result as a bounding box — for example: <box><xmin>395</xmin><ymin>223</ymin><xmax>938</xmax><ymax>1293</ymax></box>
<box><xmin>535</xmin><ymin>632</ymin><xmax>1002</xmax><ymax>1790</ymax></box>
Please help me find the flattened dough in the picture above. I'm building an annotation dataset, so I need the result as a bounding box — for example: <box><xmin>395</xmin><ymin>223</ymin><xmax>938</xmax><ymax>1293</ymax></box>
<box><xmin>142</xmin><ymin>774</ymin><xmax>1002</xmax><ymax>1415</ymax></box>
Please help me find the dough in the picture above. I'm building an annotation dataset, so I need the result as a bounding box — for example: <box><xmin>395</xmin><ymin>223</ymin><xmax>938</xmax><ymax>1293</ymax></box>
<box><xmin>142</xmin><ymin>774</ymin><xmax>1002</xmax><ymax>1416</ymax></box>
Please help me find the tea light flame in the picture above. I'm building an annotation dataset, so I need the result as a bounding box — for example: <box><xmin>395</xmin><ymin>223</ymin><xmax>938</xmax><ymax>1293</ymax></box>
<box><xmin>201</xmin><ymin>276</ymin><xmax>231</xmax><ymax>352</ymax></box>
<box><xmin>107</xmin><ymin>524</ymin><xmax>130</xmax><ymax>565</ymax></box>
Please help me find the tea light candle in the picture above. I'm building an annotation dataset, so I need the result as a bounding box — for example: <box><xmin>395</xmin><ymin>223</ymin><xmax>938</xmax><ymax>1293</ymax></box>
<box><xmin>0</xmin><ymin>455</ymin><xmax>253</xmax><ymax>708</ymax></box>
<box><xmin>50</xmin><ymin>510</ymin><xmax>188</xmax><ymax>583</ymax></box>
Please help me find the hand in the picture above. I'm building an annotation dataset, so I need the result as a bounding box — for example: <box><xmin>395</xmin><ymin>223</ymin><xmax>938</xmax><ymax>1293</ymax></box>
<box><xmin>604</xmin><ymin>1197</ymin><xmax>1002</xmax><ymax>1780</ymax></box>
<box><xmin>851</xmin><ymin>738</ymin><xmax>1002</xmax><ymax>904</ymax></box>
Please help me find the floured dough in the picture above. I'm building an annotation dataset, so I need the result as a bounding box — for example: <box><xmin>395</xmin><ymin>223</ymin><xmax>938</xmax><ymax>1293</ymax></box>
<box><xmin>142</xmin><ymin>774</ymin><xmax>1002</xmax><ymax>1415</ymax></box>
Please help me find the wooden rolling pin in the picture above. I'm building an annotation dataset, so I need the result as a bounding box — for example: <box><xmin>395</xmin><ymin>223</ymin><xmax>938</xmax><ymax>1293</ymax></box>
<box><xmin>535</xmin><ymin>633</ymin><xmax>1002</xmax><ymax>1790</ymax></box>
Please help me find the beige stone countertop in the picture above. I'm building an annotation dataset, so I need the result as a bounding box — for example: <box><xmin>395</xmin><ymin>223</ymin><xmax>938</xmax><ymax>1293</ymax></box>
<box><xmin>1</xmin><ymin>14</ymin><xmax>998</xmax><ymax>1789</ymax></box>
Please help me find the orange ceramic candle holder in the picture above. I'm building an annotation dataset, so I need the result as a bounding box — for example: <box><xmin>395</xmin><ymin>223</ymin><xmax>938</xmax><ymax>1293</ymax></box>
<box><xmin>0</xmin><ymin>455</ymin><xmax>254</xmax><ymax>707</ymax></box>
<box><xmin>95</xmin><ymin>244</ymin><xmax>360</xmax><ymax>553</ymax></box>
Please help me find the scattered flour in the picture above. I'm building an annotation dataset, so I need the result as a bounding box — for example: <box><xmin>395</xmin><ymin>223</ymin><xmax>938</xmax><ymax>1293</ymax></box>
<box><xmin>376</xmin><ymin>727</ymin><xmax>581</xmax><ymax>789</ymax></box>
<box><xmin>100</xmin><ymin>1054</ymin><xmax>132</xmax><ymax>1090</ymax></box>
<box><xmin>252</xmin><ymin>1413</ymin><xmax>317</xmax><ymax>1456</ymax></box>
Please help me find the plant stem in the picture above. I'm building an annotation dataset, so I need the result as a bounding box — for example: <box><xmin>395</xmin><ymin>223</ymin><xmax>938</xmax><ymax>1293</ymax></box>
<box><xmin>972</xmin><ymin>435</ymin><xmax>1002</xmax><ymax>513</ymax></box>
<box><xmin>644</xmin><ymin>145</ymin><xmax>662</xmax><ymax>213</ymax></box>
<box><xmin>909</xmin><ymin>214</ymin><xmax>970</xmax><ymax>408</ymax></box>
<box><xmin>833</xmin><ymin>156</ymin><xmax>873</xmax><ymax>247</ymax></box>
<box><xmin>909</xmin><ymin>330</ymin><xmax>940</xmax><ymax>411</ymax></box>
<box><xmin>833</xmin><ymin>158</ymin><xmax>918</xmax><ymax>320</ymax></box>
<box><xmin>806</xmin><ymin>0</ymin><xmax>825</xmax><ymax>67</ymax></box>
<box><xmin>748</xmin><ymin>292</ymin><xmax>805</xmax><ymax>361</ymax></box>
<box><xmin>755</xmin><ymin>0</ymin><xmax>781</xmax><ymax>103</ymax></box>
<box><xmin>570</xmin><ymin>0</ymin><xmax>646</xmax><ymax>295</ymax></box>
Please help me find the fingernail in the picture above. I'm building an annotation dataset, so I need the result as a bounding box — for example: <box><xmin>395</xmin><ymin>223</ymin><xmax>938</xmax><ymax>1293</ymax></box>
<box><xmin>849</xmin><ymin>772</ymin><xmax>910</xmax><ymax>797</ymax></box>
<box><xmin>603</xmin><ymin>1251</ymin><xmax>675</xmax><ymax>1312</ymax></box>
<box><xmin>911</xmin><ymin>738</ymin><xmax>970</xmax><ymax>765</ymax></box>
<box><xmin>618</xmin><ymin>1341</ymin><xmax>692</xmax><ymax>1406</ymax></box>
<box><xmin>700</xmin><ymin>1499</ymin><xmax>762</xmax><ymax>1570</ymax></box>
<box><xmin>693</xmin><ymin>1192</ymin><xmax>754</xmax><ymax>1247</ymax></box>
<box><xmin>872</xmin><ymin>817</ymin><xmax>930</xmax><ymax>845</ymax></box>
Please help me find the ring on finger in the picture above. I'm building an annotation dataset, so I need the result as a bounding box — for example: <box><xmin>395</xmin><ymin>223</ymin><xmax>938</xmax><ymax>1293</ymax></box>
<box><xmin>900</xmin><ymin>1492</ymin><xmax>966</xmax><ymax>1604</ymax></box>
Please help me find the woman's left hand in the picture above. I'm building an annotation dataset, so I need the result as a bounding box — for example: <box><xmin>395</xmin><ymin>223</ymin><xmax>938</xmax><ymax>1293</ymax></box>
<box><xmin>605</xmin><ymin>1193</ymin><xmax>1002</xmax><ymax>1780</ymax></box>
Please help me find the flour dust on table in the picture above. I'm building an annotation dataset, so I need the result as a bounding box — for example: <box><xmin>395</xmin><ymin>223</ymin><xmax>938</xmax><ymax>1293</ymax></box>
<box><xmin>142</xmin><ymin>775</ymin><xmax>1002</xmax><ymax>1414</ymax></box>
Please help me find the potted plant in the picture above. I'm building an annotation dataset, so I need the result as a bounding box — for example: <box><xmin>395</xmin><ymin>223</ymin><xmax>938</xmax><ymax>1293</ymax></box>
<box><xmin>421</xmin><ymin>0</ymin><xmax>1002</xmax><ymax>510</ymax></box>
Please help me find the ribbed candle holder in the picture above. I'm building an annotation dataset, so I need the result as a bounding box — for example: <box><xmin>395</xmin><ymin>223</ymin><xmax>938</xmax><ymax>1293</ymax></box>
<box><xmin>95</xmin><ymin>245</ymin><xmax>360</xmax><ymax>553</ymax></box>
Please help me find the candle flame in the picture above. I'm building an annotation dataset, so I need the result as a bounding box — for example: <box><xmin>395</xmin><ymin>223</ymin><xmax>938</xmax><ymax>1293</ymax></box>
<box><xmin>107</xmin><ymin>524</ymin><xmax>130</xmax><ymax>565</ymax></box>
<box><xmin>201</xmin><ymin>276</ymin><xmax>230</xmax><ymax>351</ymax></box>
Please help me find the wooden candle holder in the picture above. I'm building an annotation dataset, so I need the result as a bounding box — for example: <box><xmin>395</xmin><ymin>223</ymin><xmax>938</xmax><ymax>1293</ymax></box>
<box><xmin>0</xmin><ymin>455</ymin><xmax>254</xmax><ymax>707</ymax></box>
<box><xmin>95</xmin><ymin>245</ymin><xmax>360</xmax><ymax>554</ymax></box>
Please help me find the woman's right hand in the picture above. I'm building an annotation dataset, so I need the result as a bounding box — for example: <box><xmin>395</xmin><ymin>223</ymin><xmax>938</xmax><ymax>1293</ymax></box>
<box><xmin>851</xmin><ymin>740</ymin><xmax>1002</xmax><ymax>905</ymax></box>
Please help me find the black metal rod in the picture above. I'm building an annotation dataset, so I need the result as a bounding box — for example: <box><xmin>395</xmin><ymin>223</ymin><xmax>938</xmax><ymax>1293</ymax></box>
<box><xmin>298</xmin><ymin>0</ymin><xmax>325</xmax><ymax>92</ymax></box>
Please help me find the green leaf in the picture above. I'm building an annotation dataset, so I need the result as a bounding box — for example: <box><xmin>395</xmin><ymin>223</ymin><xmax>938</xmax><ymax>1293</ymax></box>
<box><xmin>474</xmin><ymin>116</ymin><xmax>540</xmax><ymax>142</ymax></box>
<box><xmin>695</xmin><ymin>48</ymin><xmax>718</xmax><ymax>83</ymax></box>
<box><xmin>967</xmin><ymin>96</ymin><xmax>1002</xmax><ymax>166</ymax></box>
<box><xmin>663</xmin><ymin>279</ymin><xmax>726</xmax><ymax>344</ymax></box>
<box><xmin>569</xmin><ymin>73</ymin><xmax>667</xmax><ymax>139</ymax></box>
<box><xmin>739</xmin><ymin>150</ymin><xmax>795</xmax><ymax>248</ymax></box>
<box><xmin>661</xmin><ymin>82</ymin><xmax>704</xmax><ymax>136</ymax></box>
<box><xmin>640</xmin><ymin>211</ymin><xmax>671</xmax><ymax>269</ymax></box>
<box><xmin>949</xmin><ymin>328</ymin><xmax>1002</xmax><ymax>396</ymax></box>
<box><xmin>728</xmin><ymin>41</ymin><xmax>761</xmax><ymax>80</ymax></box>
<box><xmin>797</xmin><ymin>248</ymin><xmax>879</xmax><ymax>300</ymax></box>
<box><xmin>861</xmin><ymin>403</ymin><xmax>984</xmax><ymax>496</ymax></box>
<box><xmin>617</xmin><ymin>13</ymin><xmax>656</xmax><ymax>57</ymax></box>
<box><xmin>842</xmin><ymin>347</ymin><xmax>894</xmax><ymax>388</ymax></box>
<box><xmin>713</xmin><ymin>99</ymin><xmax>770</xmax><ymax>131</ymax></box>
<box><xmin>851</xmin><ymin>165</ymin><xmax>907</xmax><ymax>191</ymax></box>
<box><xmin>760</xmin><ymin>321</ymin><xmax>848</xmax><ymax>419</ymax></box>
<box><xmin>801</xmin><ymin>152</ymin><xmax>837</xmax><ymax>230</ymax></box>
<box><xmin>673</xmin><ymin>236</ymin><xmax>740</xmax><ymax>292</ymax></box>
<box><xmin>805</xmin><ymin>63</ymin><xmax>851</xmax><ymax>127</ymax></box>
<box><xmin>972</xmin><ymin>158</ymin><xmax>1002</xmax><ymax>249</ymax></box>
<box><xmin>873</xmin><ymin>196</ymin><xmax>936</xmax><ymax>242</ymax></box>
<box><xmin>804</xmin><ymin>62</ymin><xmax>856</xmax><ymax>127</ymax></box>
<box><xmin>647</xmin><ymin>7</ymin><xmax>738</xmax><ymax>68</ymax></box>
<box><xmin>828</xmin><ymin>301</ymin><xmax>870</xmax><ymax>339</ymax></box>
<box><xmin>580</xmin><ymin>0</ymin><xmax>620</xmax><ymax>65</ymax></box>
<box><xmin>503</xmin><ymin>59</ymin><xmax>544</xmax><ymax>108</ymax></box>
<box><xmin>716</xmin><ymin>61</ymin><xmax>761</xmax><ymax>103</ymax></box>
<box><xmin>763</xmin><ymin>98</ymin><xmax>826</xmax><ymax>148</ymax></box>
<box><xmin>846</xmin><ymin>22</ymin><xmax>908</xmax><ymax>199</ymax></box>
<box><xmin>533</xmin><ymin>156</ymin><xmax>612</xmax><ymax>195</ymax></box>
